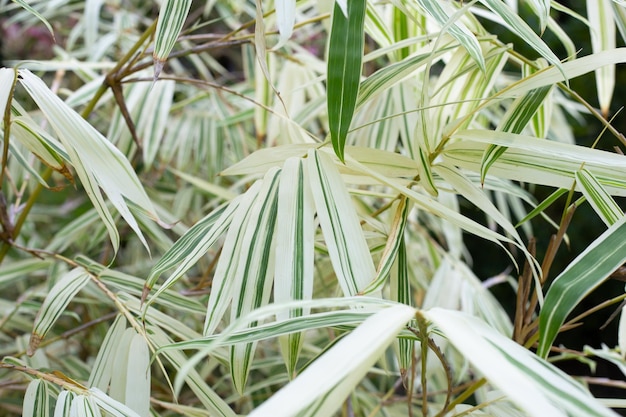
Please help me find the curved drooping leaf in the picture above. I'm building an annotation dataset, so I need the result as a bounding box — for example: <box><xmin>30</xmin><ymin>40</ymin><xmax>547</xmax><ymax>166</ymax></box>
<box><xmin>538</xmin><ymin>216</ymin><xmax>626</xmax><ymax>358</ymax></box>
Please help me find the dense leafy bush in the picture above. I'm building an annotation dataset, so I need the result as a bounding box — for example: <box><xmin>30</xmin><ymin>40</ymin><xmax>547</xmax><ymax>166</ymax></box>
<box><xmin>1</xmin><ymin>0</ymin><xmax>626</xmax><ymax>416</ymax></box>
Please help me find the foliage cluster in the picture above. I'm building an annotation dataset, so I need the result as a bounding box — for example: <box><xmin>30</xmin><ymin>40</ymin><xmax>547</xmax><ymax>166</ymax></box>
<box><xmin>1</xmin><ymin>0</ymin><xmax>626</xmax><ymax>416</ymax></box>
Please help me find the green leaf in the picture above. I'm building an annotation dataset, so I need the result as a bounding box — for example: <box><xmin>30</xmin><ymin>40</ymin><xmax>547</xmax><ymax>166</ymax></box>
<box><xmin>308</xmin><ymin>149</ymin><xmax>376</xmax><ymax>295</ymax></box>
<box><xmin>10</xmin><ymin>0</ymin><xmax>56</xmax><ymax>42</ymax></box>
<box><xmin>327</xmin><ymin>0</ymin><xmax>366</xmax><ymax>161</ymax></box>
<box><xmin>538</xmin><ymin>216</ymin><xmax>626</xmax><ymax>358</ymax></box>
<box><xmin>248</xmin><ymin>304</ymin><xmax>416</xmax><ymax>417</ymax></box>
<box><xmin>29</xmin><ymin>268</ymin><xmax>91</xmax><ymax>355</ymax></box>
<box><xmin>153</xmin><ymin>0</ymin><xmax>193</xmax><ymax>78</ymax></box>
<box><xmin>425</xmin><ymin>308</ymin><xmax>618</xmax><ymax>417</ymax></box>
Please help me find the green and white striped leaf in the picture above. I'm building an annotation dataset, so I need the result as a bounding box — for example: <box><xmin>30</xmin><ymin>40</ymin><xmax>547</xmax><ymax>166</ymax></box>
<box><xmin>308</xmin><ymin>149</ymin><xmax>376</xmax><ymax>295</ymax></box>
<box><xmin>587</xmin><ymin>0</ymin><xmax>616</xmax><ymax>116</ymax></box>
<box><xmin>275</xmin><ymin>158</ymin><xmax>315</xmax><ymax>376</ymax></box>
<box><xmin>526</xmin><ymin>0</ymin><xmax>551</xmax><ymax>33</ymax></box>
<box><xmin>445</xmin><ymin>130</ymin><xmax>626</xmax><ymax>196</ymax></box>
<box><xmin>23</xmin><ymin>379</ymin><xmax>50</xmax><ymax>417</ymax></box>
<box><xmin>327</xmin><ymin>0</ymin><xmax>366</xmax><ymax>161</ymax></box>
<box><xmin>229</xmin><ymin>167</ymin><xmax>280</xmax><ymax>393</ymax></box>
<box><xmin>416</xmin><ymin>0</ymin><xmax>485</xmax><ymax>72</ymax></box>
<box><xmin>145</xmin><ymin>201</ymin><xmax>237</xmax><ymax>303</ymax></box>
<box><xmin>203</xmin><ymin>181</ymin><xmax>264</xmax><ymax>336</ymax></box>
<box><xmin>538</xmin><ymin>216</ymin><xmax>626</xmax><ymax>358</ymax></box>
<box><xmin>478</xmin><ymin>0</ymin><xmax>563</xmax><ymax>76</ymax></box>
<box><xmin>362</xmin><ymin>197</ymin><xmax>409</xmax><ymax>294</ymax></box>
<box><xmin>503</xmin><ymin>48</ymin><xmax>626</xmax><ymax>98</ymax></box>
<box><xmin>576</xmin><ymin>168</ymin><xmax>623</xmax><ymax>226</ymax></box>
<box><xmin>248</xmin><ymin>304</ymin><xmax>415</xmax><ymax>417</ymax></box>
<box><xmin>481</xmin><ymin>85</ymin><xmax>553</xmax><ymax>183</ymax></box>
<box><xmin>425</xmin><ymin>308</ymin><xmax>618</xmax><ymax>417</ymax></box>
<box><xmin>69</xmin><ymin>395</ymin><xmax>100</xmax><ymax>417</ymax></box>
<box><xmin>29</xmin><ymin>268</ymin><xmax>91</xmax><ymax>355</ymax></box>
<box><xmin>88</xmin><ymin>315</ymin><xmax>127</xmax><ymax>391</ymax></box>
<box><xmin>0</xmin><ymin>68</ymin><xmax>16</xmax><ymax>120</ymax></box>
<box><xmin>89</xmin><ymin>388</ymin><xmax>142</xmax><ymax>417</ymax></box>
<box><xmin>153</xmin><ymin>0</ymin><xmax>193</xmax><ymax>78</ymax></box>
<box><xmin>54</xmin><ymin>391</ymin><xmax>75</xmax><ymax>417</ymax></box>
<box><xmin>18</xmin><ymin>69</ymin><xmax>162</xmax><ymax>252</ymax></box>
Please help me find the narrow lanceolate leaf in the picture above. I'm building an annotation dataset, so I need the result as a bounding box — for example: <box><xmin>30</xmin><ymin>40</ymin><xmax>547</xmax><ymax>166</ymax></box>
<box><xmin>275</xmin><ymin>158</ymin><xmax>315</xmax><ymax>376</ymax></box>
<box><xmin>425</xmin><ymin>308</ymin><xmax>619</xmax><ymax>417</ymax></box>
<box><xmin>327</xmin><ymin>0</ymin><xmax>366</xmax><ymax>161</ymax></box>
<box><xmin>392</xmin><ymin>233</ymin><xmax>413</xmax><ymax>373</ymax></box>
<box><xmin>54</xmin><ymin>391</ymin><xmax>75</xmax><ymax>417</ymax></box>
<box><xmin>248</xmin><ymin>305</ymin><xmax>416</xmax><ymax>417</ymax></box>
<box><xmin>538</xmin><ymin>216</ymin><xmax>626</xmax><ymax>358</ymax></box>
<box><xmin>23</xmin><ymin>379</ymin><xmax>50</xmax><ymax>417</ymax></box>
<box><xmin>145</xmin><ymin>201</ymin><xmax>237</xmax><ymax>304</ymax></box>
<box><xmin>203</xmin><ymin>182</ymin><xmax>263</xmax><ymax>336</ymax></box>
<box><xmin>69</xmin><ymin>395</ymin><xmax>100</xmax><ymax>417</ymax></box>
<box><xmin>308</xmin><ymin>149</ymin><xmax>376</xmax><ymax>295</ymax></box>
<box><xmin>576</xmin><ymin>169</ymin><xmax>623</xmax><ymax>226</ymax></box>
<box><xmin>88</xmin><ymin>315</ymin><xmax>127</xmax><ymax>391</ymax></box>
<box><xmin>587</xmin><ymin>0</ymin><xmax>616</xmax><ymax>116</ymax></box>
<box><xmin>479</xmin><ymin>0</ymin><xmax>563</xmax><ymax>77</ymax></box>
<box><xmin>89</xmin><ymin>388</ymin><xmax>142</xmax><ymax>417</ymax></box>
<box><xmin>125</xmin><ymin>334</ymin><xmax>150</xmax><ymax>416</ymax></box>
<box><xmin>481</xmin><ymin>85</ymin><xmax>553</xmax><ymax>183</ymax></box>
<box><xmin>18</xmin><ymin>70</ymin><xmax>163</xmax><ymax>253</ymax></box>
<box><xmin>153</xmin><ymin>0</ymin><xmax>193</xmax><ymax>78</ymax></box>
<box><xmin>230</xmin><ymin>168</ymin><xmax>281</xmax><ymax>394</ymax></box>
<box><xmin>362</xmin><ymin>197</ymin><xmax>409</xmax><ymax>294</ymax></box>
<box><xmin>415</xmin><ymin>0</ymin><xmax>485</xmax><ymax>72</ymax></box>
<box><xmin>0</xmin><ymin>68</ymin><xmax>16</xmax><ymax>119</ymax></box>
<box><xmin>274</xmin><ymin>0</ymin><xmax>296</xmax><ymax>49</ymax></box>
<box><xmin>11</xmin><ymin>1</ymin><xmax>55</xmax><ymax>41</ymax></box>
<box><xmin>29</xmin><ymin>268</ymin><xmax>91</xmax><ymax>355</ymax></box>
<box><xmin>526</xmin><ymin>0</ymin><xmax>551</xmax><ymax>33</ymax></box>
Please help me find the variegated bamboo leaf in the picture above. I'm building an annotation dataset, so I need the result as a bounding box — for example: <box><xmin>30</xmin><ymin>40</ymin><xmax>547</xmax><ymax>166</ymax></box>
<box><xmin>362</xmin><ymin>197</ymin><xmax>409</xmax><ymax>294</ymax></box>
<box><xmin>274</xmin><ymin>0</ymin><xmax>296</xmax><ymax>49</ymax></box>
<box><xmin>18</xmin><ymin>70</ymin><xmax>163</xmax><ymax>253</ymax></box>
<box><xmin>23</xmin><ymin>379</ymin><xmax>50</xmax><ymax>417</ymax></box>
<box><xmin>203</xmin><ymin>181</ymin><xmax>264</xmax><ymax>336</ymax></box>
<box><xmin>308</xmin><ymin>149</ymin><xmax>376</xmax><ymax>295</ymax></box>
<box><xmin>415</xmin><ymin>0</ymin><xmax>485</xmax><ymax>72</ymax></box>
<box><xmin>54</xmin><ymin>391</ymin><xmax>75</xmax><ymax>417</ymax></box>
<box><xmin>588</xmin><ymin>0</ymin><xmax>616</xmax><ymax>116</ymax></box>
<box><xmin>425</xmin><ymin>308</ymin><xmax>618</xmax><ymax>417</ymax></box>
<box><xmin>89</xmin><ymin>388</ymin><xmax>143</xmax><ymax>417</ymax></box>
<box><xmin>229</xmin><ymin>167</ymin><xmax>280</xmax><ymax>394</ymax></box>
<box><xmin>153</xmin><ymin>0</ymin><xmax>193</xmax><ymax>78</ymax></box>
<box><xmin>576</xmin><ymin>168</ymin><xmax>623</xmax><ymax>226</ymax></box>
<box><xmin>69</xmin><ymin>395</ymin><xmax>100</xmax><ymax>417</ymax></box>
<box><xmin>327</xmin><ymin>0</ymin><xmax>366</xmax><ymax>161</ymax></box>
<box><xmin>125</xmin><ymin>334</ymin><xmax>150</xmax><ymax>416</ymax></box>
<box><xmin>145</xmin><ymin>201</ymin><xmax>237</xmax><ymax>304</ymax></box>
<box><xmin>479</xmin><ymin>0</ymin><xmax>563</xmax><ymax>77</ymax></box>
<box><xmin>29</xmin><ymin>268</ymin><xmax>91</xmax><ymax>355</ymax></box>
<box><xmin>88</xmin><ymin>315</ymin><xmax>127</xmax><ymax>391</ymax></box>
<box><xmin>248</xmin><ymin>305</ymin><xmax>416</xmax><ymax>417</ymax></box>
<box><xmin>275</xmin><ymin>157</ymin><xmax>315</xmax><ymax>376</ymax></box>
<box><xmin>538</xmin><ymin>216</ymin><xmax>626</xmax><ymax>359</ymax></box>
